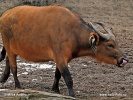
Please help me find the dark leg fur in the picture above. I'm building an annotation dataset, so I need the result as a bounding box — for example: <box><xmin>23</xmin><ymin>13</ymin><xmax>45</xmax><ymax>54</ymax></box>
<box><xmin>52</xmin><ymin>68</ymin><xmax>61</xmax><ymax>93</ymax></box>
<box><xmin>61</xmin><ymin>66</ymin><xmax>75</xmax><ymax>97</ymax></box>
<box><xmin>11</xmin><ymin>67</ymin><xmax>21</xmax><ymax>89</ymax></box>
<box><xmin>7</xmin><ymin>54</ymin><xmax>21</xmax><ymax>89</ymax></box>
<box><xmin>52</xmin><ymin>63</ymin><xmax>75</xmax><ymax>97</ymax></box>
<box><xmin>0</xmin><ymin>47</ymin><xmax>6</xmax><ymax>62</ymax></box>
<box><xmin>9</xmin><ymin>59</ymin><xmax>21</xmax><ymax>88</ymax></box>
<box><xmin>0</xmin><ymin>57</ymin><xmax>10</xmax><ymax>83</ymax></box>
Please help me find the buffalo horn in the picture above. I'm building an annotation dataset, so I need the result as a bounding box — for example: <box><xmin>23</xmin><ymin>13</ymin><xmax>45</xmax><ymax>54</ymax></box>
<box><xmin>89</xmin><ymin>22</ymin><xmax>110</xmax><ymax>40</ymax></box>
<box><xmin>94</xmin><ymin>22</ymin><xmax>112</xmax><ymax>36</ymax></box>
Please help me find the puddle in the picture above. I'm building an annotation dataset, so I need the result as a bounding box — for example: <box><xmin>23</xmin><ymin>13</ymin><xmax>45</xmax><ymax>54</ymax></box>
<box><xmin>18</xmin><ymin>62</ymin><xmax>56</xmax><ymax>71</ymax></box>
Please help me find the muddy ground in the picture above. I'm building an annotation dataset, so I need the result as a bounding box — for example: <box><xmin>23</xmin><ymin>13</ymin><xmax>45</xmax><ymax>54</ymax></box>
<box><xmin>0</xmin><ymin>0</ymin><xmax>133</xmax><ymax>100</ymax></box>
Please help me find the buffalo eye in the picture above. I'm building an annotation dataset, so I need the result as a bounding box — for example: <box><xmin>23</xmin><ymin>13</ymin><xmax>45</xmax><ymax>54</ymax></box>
<box><xmin>107</xmin><ymin>44</ymin><xmax>115</xmax><ymax>49</ymax></box>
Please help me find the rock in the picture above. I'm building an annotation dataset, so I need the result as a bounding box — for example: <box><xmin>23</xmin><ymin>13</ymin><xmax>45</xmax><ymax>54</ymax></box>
<box><xmin>0</xmin><ymin>89</ymin><xmax>76</xmax><ymax>100</ymax></box>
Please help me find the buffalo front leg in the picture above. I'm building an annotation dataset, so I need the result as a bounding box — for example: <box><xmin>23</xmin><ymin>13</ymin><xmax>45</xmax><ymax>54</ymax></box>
<box><xmin>59</xmin><ymin>64</ymin><xmax>75</xmax><ymax>97</ymax></box>
<box><xmin>0</xmin><ymin>57</ymin><xmax>10</xmax><ymax>83</ymax></box>
<box><xmin>52</xmin><ymin>67</ymin><xmax>61</xmax><ymax>93</ymax></box>
<box><xmin>9</xmin><ymin>55</ymin><xmax>21</xmax><ymax>88</ymax></box>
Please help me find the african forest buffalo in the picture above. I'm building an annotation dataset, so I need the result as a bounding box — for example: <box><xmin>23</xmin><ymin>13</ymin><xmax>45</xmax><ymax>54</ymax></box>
<box><xmin>0</xmin><ymin>4</ymin><xmax>128</xmax><ymax>97</ymax></box>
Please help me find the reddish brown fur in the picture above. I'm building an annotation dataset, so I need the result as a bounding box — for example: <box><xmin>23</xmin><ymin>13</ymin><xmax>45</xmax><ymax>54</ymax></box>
<box><xmin>0</xmin><ymin>5</ymin><xmax>95</xmax><ymax>64</ymax></box>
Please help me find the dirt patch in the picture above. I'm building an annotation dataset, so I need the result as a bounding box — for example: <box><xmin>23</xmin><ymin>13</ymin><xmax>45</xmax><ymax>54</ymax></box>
<box><xmin>0</xmin><ymin>0</ymin><xmax>133</xmax><ymax>100</ymax></box>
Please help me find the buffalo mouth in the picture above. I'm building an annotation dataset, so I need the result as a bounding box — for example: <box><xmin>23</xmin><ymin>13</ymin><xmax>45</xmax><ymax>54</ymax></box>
<box><xmin>117</xmin><ymin>57</ymin><xmax>128</xmax><ymax>67</ymax></box>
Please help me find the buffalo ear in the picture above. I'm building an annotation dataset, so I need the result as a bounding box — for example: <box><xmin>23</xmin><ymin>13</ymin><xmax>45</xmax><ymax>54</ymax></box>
<box><xmin>110</xmin><ymin>27</ymin><xmax>115</xmax><ymax>35</ymax></box>
<box><xmin>89</xmin><ymin>32</ymin><xmax>99</xmax><ymax>51</ymax></box>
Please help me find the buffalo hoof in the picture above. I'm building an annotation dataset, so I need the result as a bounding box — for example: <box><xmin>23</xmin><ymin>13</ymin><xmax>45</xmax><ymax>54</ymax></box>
<box><xmin>52</xmin><ymin>87</ymin><xmax>60</xmax><ymax>93</ymax></box>
<box><xmin>0</xmin><ymin>77</ymin><xmax>6</xmax><ymax>83</ymax></box>
<box><xmin>69</xmin><ymin>89</ymin><xmax>75</xmax><ymax>97</ymax></box>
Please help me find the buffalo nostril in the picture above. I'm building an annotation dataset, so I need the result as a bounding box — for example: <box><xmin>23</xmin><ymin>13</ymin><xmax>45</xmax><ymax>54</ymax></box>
<box><xmin>124</xmin><ymin>57</ymin><xmax>129</xmax><ymax>62</ymax></box>
<box><xmin>123</xmin><ymin>55</ymin><xmax>129</xmax><ymax>61</ymax></box>
<box><xmin>122</xmin><ymin>57</ymin><xmax>128</xmax><ymax>66</ymax></box>
<box><xmin>117</xmin><ymin>57</ymin><xmax>128</xmax><ymax>67</ymax></box>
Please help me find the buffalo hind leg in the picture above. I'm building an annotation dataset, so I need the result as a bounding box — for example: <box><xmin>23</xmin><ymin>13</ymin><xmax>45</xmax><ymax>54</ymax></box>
<box><xmin>52</xmin><ymin>67</ymin><xmax>61</xmax><ymax>93</ymax></box>
<box><xmin>9</xmin><ymin>54</ymin><xmax>21</xmax><ymax>88</ymax></box>
<box><xmin>0</xmin><ymin>57</ymin><xmax>10</xmax><ymax>83</ymax></box>
<box><xmin>59</xmin><ymin>63</ymin><xmax>75</xmax><ymax>97</ymax></box>
<box><xmin>0</xmin><ymin>47</ymin><xmax>6</xmax><ymax>62</ymax></box>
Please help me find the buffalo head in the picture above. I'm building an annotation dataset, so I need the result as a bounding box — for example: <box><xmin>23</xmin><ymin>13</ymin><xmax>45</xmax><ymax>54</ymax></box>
<box><xmin>89</xmin><ymin>22</ymin><xmax>128</xmax><ymax>67</ymax></box>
